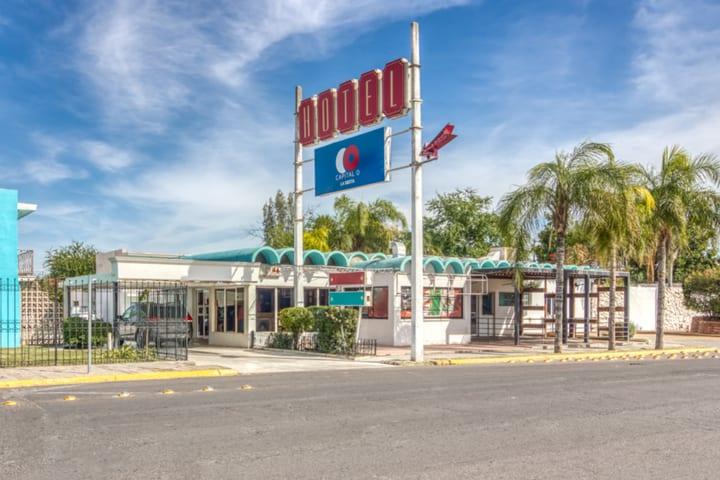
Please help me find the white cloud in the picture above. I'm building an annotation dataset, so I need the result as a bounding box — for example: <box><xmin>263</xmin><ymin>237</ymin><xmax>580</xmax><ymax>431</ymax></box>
<box><xmin>80</xmin><ymin>140</ymin><xmax>135</xmax><ymax>171</ymax></box>
<box><xmin>71</xmin><ymin>0</ymin><xmax>469</xmax><ymax>130</ymax></box>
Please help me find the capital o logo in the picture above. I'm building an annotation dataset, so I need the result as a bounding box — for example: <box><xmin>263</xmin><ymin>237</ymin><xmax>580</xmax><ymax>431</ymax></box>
<box><xmin>335</xmin><ymin>145</ymin><xmax>360</xmax><ymax>174</ymax></box>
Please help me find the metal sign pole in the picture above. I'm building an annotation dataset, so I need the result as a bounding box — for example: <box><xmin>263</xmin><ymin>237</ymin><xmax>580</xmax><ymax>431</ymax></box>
<box><xmin>294</xmin><ymin>86</ymin><xmax>305</xmax><ymax>308</ymax></box>
<box><xmin>410</xmin><ymin>22</ymin><xmax>424</xmax><ymax>362</ymax></box>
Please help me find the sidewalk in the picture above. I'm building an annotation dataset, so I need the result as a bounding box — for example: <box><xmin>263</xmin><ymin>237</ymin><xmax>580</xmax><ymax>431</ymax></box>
<box><xmin>0</xmin><ymin>361</ymin><xmax>237</xmax><ymax>389</ymax></box>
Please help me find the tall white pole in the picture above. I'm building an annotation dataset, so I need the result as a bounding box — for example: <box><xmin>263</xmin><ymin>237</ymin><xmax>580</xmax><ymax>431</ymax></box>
<box><xmin>410</xmin><ymin>22</ymin><xmax>424</xmax><ymax>362</ymax></box>
<box><xmin>294</xmin><ymin>86</ymin><xmax>305</xmax><ymax>308</ymax></box>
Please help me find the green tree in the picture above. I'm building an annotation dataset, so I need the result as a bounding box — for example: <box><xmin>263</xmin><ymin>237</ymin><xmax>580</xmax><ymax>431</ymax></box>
<box><xmin>583</xmin><ymin>160</ymin><xmax>653</xmax><ymax>350</ymax></box>
<box><xmin>683</xmin><ymin>267</ymin><xmax>720</xmax><ymax>317</ymax></box>
<box><xmin>498</xmin><ymin>141</ymin><xmax>615</xmax><ymax>353</ymax></box>
<box><xmin>424</xmin><ymin>188</ymin><xmax>500</xmax><ymax>258</ymax></box>
<box><xmin>44</xmin><ymin>241</ymin><xmax>97</xmax><ymax>279</ymax></box>
<box><xmin>640</xmin><ymin>146</ymin><xmax>720</xmax><ymax>350</ymax></box>
<box><xmin>261</xmin><ymin>190</ymin><xmax>295</xmax><ymax>248</ymax></box>
<box><xmin>329</xmin><ymin>195</ymin><xmax>407</xmax><ymax>252</ymax></box>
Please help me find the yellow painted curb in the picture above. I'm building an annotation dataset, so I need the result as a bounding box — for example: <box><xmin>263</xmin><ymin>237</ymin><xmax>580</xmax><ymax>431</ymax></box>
<box><xmin>428</xmin><ymin>348</ymin><xmax>717</xmax><ymax>367</ymax></box>
<box><xmin>0</xmin><ymin>368</ymin><xmax>238</xmax><ymax>390</ymax></box>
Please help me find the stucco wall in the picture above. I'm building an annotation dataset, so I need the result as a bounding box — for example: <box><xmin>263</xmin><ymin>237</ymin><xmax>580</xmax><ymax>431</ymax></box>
<box><xmin>629</xmin><ymin>284</ymin><xmax>702</xmax><ymax>332</ymax></box>
<box><xmin>0</xmin><ymin>189</ymin><xmax>19</xmax><ymax>348</ymax></box>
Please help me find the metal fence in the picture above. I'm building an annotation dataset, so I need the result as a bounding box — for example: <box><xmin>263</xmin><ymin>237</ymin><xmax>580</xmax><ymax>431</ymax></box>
<box><xmin>0</xmin><ymin>278</ymin><xmax>189</xmax><ymax>368</ymax></box>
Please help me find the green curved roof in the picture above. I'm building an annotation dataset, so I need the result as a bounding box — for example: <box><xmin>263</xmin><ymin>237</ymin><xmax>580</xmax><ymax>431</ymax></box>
<box><xmin>185</xmin><ymin>247</ymin><xmax>280</xmax><ymax>265</ymax></box>
<box><xmin>279</xmin><ymin>248</ymin><xmax>327</xmax><ymax>265</ymax></box>
<box><xmin>423</xmin><ymin>257</ymin><xmax>445</xmax><ymax>273</ymax></box>
<box><xmin>444</xmin><ymin>258</ymin><xmax>465</xmax><ymax>274</ymax></box>
<box><xmin>368</xmin><ymin>252</ymin><xmax>388</xmax><ymax>261</ymax></box>
<box><xmin>347</xmin><ymin>251</ymin><xmax>370</xmax><ymax>265</ymax></box>
<box><xmin>325</xmin><ymin>251</ymin><xmax>349</xmax><ymax>267</ymax></box>
<box><xmin>359</xmin><ymin>256</ymin><xmax>411</xmax><ymax>272</ymax></box>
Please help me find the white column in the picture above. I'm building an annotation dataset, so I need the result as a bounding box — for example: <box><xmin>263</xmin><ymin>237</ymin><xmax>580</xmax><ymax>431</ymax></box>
<box><xmin>294</xmin><ymin>86</ymin><xmax>305</xmax><ymax>308</ymax></box>
<box><xmin>410</xmin><ymin>22</ymin><xmax>424</xmax><ymax>362</ymax></box>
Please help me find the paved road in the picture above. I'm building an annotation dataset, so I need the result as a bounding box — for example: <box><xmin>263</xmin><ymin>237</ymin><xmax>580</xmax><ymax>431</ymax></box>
<box><xmin>2</xmin><ymin>359</ymin><xmax>719</xmax><ymax>480</ymax></box>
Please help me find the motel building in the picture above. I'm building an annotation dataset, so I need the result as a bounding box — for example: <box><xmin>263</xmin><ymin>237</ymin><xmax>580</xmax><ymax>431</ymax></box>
<box><xmin>64</xmin><ymin>246</ymin><xmax>631</xmax><ymax>349</ymax></box>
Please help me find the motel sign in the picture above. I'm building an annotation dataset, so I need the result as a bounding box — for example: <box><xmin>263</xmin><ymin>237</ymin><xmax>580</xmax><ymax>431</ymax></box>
<box><xmin>298</xmin><ymin>59</ymin><xmax>410</xmax><ymax>146</ymax></box>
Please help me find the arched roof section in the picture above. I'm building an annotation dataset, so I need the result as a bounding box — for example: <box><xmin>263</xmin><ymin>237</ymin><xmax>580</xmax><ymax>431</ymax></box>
<box><xmin>444</xmin><ymin>258</ymin><xmax>465</xmax><ymax>274</ymax></box>
<box><xmin>463</xmin><ymin>259</ymin><xmax>481</xmax><ymax>272</ymax></box>
<box><xmin>347</xmin><ymin>251</ymin><xmax>370</xmax><ymax>265</ymax></box>
<box><xmin>564</xmin><ymin>265</ymin><xmax>578</xmax><ymax>271</ymax></box>
<box><xmin>496</xmin><ymin>260</ymin><xmax>511</xmax><ymax>269</ymax></box>
<box><xmin>541</xmin><ymin>263</ymin><xmax>553</xmax><ymax>269</ymax></box>
<box><xmin>479</xmin><ymin>259</ymin><xmax>496</xmax><ymax>269</ymax></box>
<box><xmin>303</xmin><ymin>250</ymin><xmax>326</xmax><ymax>265</ymax></box>
<box><xmin>368</xmin><ymin>252</ymin><xmax>388</xmax><ymax>261</ymax></box>
<box><xmin>184</xmin><ymin>247</ymin><xmax>280</xmax><ymax>265</ymax></box>
<box><xmin>360</xmin><ymin>256</ymin><xmax>410</xmax><ymax>272</ymax></box>
<box><xmin>276</xmin><ymin>248</ymin><xmax>294</xmax><ymax>265</ymax></box>
<box><xmin>423</xmin><ymin>257</ymin><xmax>445</xmax><ymax>274</ymax></box>
<box><xmin>325</xmin><ymin>251</ymin><xmax>349</xmax><ymax>267</ymax></box>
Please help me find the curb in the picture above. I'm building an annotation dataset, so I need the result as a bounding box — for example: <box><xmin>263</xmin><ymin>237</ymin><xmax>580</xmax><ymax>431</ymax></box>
<box><xmin>0</xmin><ymin>367</ymin><xmax>239</xmax><ymax>390</ymax></box>
<box><xmin>423</xmin><ymin>347</ymin><xmax>719</xmax><ymax>367</ymax></box>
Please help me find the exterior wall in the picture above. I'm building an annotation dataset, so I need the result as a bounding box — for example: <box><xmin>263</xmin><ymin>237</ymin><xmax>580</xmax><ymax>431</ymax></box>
<box><xmin>391</xmin><ymin>272</ymin><xmax>470</xmax><ymax>346</ymax></box>
<box><xmin>357</xmin><ymin>271</ymin><xmax>395</xmax><ymax>346</ymax></box>
<box><xmin>0</xmin><ymin>189</ymin><xmax>19</xmax><ymax>348</ymax></box>
<box><xmin>629</xmin><ymin>284</ymin><xmax>702</xmax><ymax>332</ymax></box>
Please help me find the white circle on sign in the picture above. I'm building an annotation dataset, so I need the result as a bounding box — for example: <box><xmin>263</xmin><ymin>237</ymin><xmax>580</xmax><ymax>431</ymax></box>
<box><xmin>335</xmin><ymin>148</ymin><xmax>347</xmax><ymax>174</ymax></box>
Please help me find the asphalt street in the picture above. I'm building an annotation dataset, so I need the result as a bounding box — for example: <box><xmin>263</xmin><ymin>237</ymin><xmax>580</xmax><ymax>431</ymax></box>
<box><xmin>2</xmin><ymin>359</ymin><xmax>719</xmax><ymax>480</ymax></box>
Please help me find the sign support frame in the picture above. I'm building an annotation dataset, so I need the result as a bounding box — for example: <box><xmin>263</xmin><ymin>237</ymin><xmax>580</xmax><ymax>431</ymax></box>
<box><xmin>294</xmin><ymin>86</ymin><xmax>305</xmax><ymax>308</ymax></box>
<box><xmin>409</xmin><ymin>21</ymin><xmax>424</xmax><ymax>362</ymax></box>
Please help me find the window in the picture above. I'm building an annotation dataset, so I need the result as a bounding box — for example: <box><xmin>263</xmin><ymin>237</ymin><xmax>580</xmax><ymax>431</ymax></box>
<box><xmin>318</xmin><ymin>289</ymin><xmax>330</xmax><ymax>306</ymax></box>
<box><xmin>304</xmin><ymin>288</ymin><xmax>317</xmax><ymax>307</ymax></box>
<box><xmin>368</xmin><ymin>287</ymin><xmax>389</xmax><ymax>319</ymax></box>
<box><xmin>256</xmin><ymin>288</ymin><xmax>275</xmax><ymax>332</ymax></box>
<box><xmin>481</xmin><ymin>293</ymin><xmax>494</xmax><ymax>315</ymax></box>
<box><xmin>226</xmin><ymin>289</ymin><xmax>236</xmax><ymax>333</ymax></box>
<box><xmin>279</xmin><ymin>288</ymin><xmax>294</xmax><ymax>311</ymax></box>
<box><xmin>498</xmin><ymin>292</ymin><xmax>515</xmax><ymax>307</ymax></box>
<box><xmin>215</xmin><ymin>289</ymin><xmax>225</xmax><ymax>332</ymax></box>
<box><xmin>400</xmin><ymin>287</ymin><xmax>463</xmax><ymax>319</ymax></box>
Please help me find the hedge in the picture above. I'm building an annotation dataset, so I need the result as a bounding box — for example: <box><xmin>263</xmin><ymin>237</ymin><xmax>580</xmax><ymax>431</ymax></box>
<box><xmin>683</xmin><ymin>267</ymin><xmax>720</xmax><ymax>316</ymax></box>
<box><xmin>275</xmin><ymin>306</ymin><xmax>358</xmax><ymax>355</ymax></box>
<box><xmin>63</xmin><ymin>317</ymin><xmax>111</xmax><ymax>348</ymax></box>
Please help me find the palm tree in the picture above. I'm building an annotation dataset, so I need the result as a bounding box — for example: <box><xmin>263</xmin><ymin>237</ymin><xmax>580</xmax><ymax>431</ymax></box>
<box><xmin>498</xmin><ymin>142</ymin><xmax>615</xmax><ymax>353</ymax></box>
<box><xmin>331</xmin><ymin>195</ymin><xmax>407</xmax><ymax>252</ymax></box>
<box><xmin>640</xmin><ymin>147</ymin><xmax>720</xmax><ymax>350</ymax></box>
<box><xmin>582</xmin><ymin>160</ymin><xmax>653</xmax><ymax>350</ymax></box>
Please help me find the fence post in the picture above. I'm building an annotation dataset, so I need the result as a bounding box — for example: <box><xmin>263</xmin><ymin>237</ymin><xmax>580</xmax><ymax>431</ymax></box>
<box><xmin>87</xmin><ymin>279</ymin><xmax>93</xmax><ymax>374</ymax></box>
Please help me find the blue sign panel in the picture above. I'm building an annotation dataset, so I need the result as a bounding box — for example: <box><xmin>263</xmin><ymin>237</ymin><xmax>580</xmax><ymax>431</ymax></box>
<box><xmin>329</xmin><ymin>291</ymin><xmax>366</xmax><ymax>307</ymax></box>
<box><xmin>314</xmin><ymin>127</ymin><xmax>390</xmax><ymax>196</ymax></box>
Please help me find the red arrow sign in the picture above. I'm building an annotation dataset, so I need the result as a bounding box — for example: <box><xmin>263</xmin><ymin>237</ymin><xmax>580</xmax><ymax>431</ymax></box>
<box><xmin>421</xmin><ymin>123</ymin><xmax>457</xmax><ymax>160</ymax></box>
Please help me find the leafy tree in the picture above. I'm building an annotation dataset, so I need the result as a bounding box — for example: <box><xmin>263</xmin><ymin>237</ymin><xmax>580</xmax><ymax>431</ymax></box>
<box><xmin>329</xmin><ymin>195</ymin><xmax>407</xmax><ymax>252</ymax></box>
<box><xmin>639</xmin><ymin>146</ymin><xmax>720</xmax><ymax>349</ymax></box>
<box><xmin>44</xmin><ymin>241</ymin><xmax>97</xmax><ymax>279</ymax></box>
<box><xmin>261</xmin><ymin>190</ymin><xmax>295</xmax><ymax>248</ymax></box>
<box><xmin>683</xmin><ymin>267</ymin><xmax>720</xmax><ymax>316</ymax></box>
<box><xmin>498</xmin><ymin>142</ymin><xmax>615</xmax><ymax>353</ymax></box>
<box><xmin>424</xmin><ymin>188</ymin><xmax>500</xmax><ymax>258</ymax></box>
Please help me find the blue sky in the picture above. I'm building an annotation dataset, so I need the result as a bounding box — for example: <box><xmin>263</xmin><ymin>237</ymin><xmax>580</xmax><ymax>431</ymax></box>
<box><xmin>2</xmin><ymin>0</ymin><xmax>720</xmax><ymax>267</ymax></box>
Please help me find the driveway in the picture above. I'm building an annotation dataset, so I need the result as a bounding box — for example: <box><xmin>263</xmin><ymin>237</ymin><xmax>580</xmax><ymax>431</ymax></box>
<box><xmin>188</xmin><ymin>346</ymin><xmax>391</xmax><ymax>374</ymax></box>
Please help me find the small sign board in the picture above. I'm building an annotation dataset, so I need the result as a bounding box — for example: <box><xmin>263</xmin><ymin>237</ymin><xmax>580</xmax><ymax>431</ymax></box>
<box><xmin>329</xmin><ymin>291</ymin><xmax>367</xmax><ymax>307</ymax></box>
<box><xmin>329</xmin><ymin>271</ymin><xmax>365</xmax><ymax>286</ymax></box>
<box><xmin>314</xmin><ymin>127</ymin><xmax>390</xmax><ymax>196</ymax></box>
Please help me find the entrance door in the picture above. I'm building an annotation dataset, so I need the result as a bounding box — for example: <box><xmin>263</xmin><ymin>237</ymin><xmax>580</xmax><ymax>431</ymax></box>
<box><xmin>195</xmin><ymin>289</ymin><xmax>210</xmax><ymax>338</ymax></box>
<box><xmin>474</xmin><ymin>292</ymin><xmax>495</xmax><ymax>338</ymax></box>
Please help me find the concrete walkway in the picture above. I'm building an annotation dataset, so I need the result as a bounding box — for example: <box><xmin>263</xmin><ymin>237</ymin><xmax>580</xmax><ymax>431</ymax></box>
<box><xmin>188</xmin><ymin>346</ymin><xmax>390</xmax><ymax>374</ymax></box>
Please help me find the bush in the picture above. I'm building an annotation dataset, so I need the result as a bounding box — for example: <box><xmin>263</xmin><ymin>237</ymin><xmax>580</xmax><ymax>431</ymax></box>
<box><xmin>63</xmin><ymin>317</ymin><xmax>111</xmax><ymax>348</ymax></box>
<box><xmin>279</xmin><ymin>307</ymin><xmax>315</xmax><ymax>335</ymax></box>
<box><xmin>312</xmin><ymin>306</ymin><xmax>358</xmax><ymax>355</ymax></box>
<box><xmin>267</xmin><ymin>332</ymin><xmax>295</xmax><ymax>350</ymax></box>
<box><xmin>683</xmin><ymin>268</ymin><xmax>720</xmax><ymax>316</ymax></box>
<box><xmin>629</xmin><ymin>322</ymin><xmax>637</xmax><ymax>339</ymax></box>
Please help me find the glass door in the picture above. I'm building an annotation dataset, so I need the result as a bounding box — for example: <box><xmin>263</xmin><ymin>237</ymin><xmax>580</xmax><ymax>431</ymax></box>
<box><xmin>196</xmin><ymin>289</ymin><xmax>210</xmax><ymax>338</ymax></box>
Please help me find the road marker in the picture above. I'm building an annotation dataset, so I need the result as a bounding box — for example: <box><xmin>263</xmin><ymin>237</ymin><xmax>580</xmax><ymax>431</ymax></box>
<box><xmin>2</xmin><ymin>400</ymin><xmax>17</xmax><ymax>407</ymax></box>
<box><xmin>116</xmin><ymin>392</ymin><xmax>131</xmax><ymax>398</ymax></box>
<box><xmin>239</xmin><ymin>384</ymin><xmax>254</xmax><ymax>390</ymax></box>
<box><xmin>160</xmin><ymin>389</ymin><xmax>175</xmax><ymax>395</ymax></box>
<box><xmin>63</xmin><ymin>395</ymin><xmax>76</xmax><ymax>402</ymax></box>
<box><xmin>201</xmin><ymin>386</ymin><xmax>214</xmax><ymax>392</ymax></box>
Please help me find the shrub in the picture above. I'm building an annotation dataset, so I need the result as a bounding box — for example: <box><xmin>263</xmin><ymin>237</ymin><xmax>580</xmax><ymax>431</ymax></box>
<box><xmin>683</xmin><ymin>267</ymin><xmax>720</xmax><ymax>316</ymax></box>
<box><xmin>279</xmin><ymin>307</ymin><xmax>315</xmax><ymax>335</ymax></box>
<box><xmin>63</xmin><ymin>317</ymin><xmax>111</xmax><ymax>348</ymax></box>
<box><xmin>629</xmin><ymin>322</ymin><xmax>637</xmax><ymax>339</ymax></box>
<box><xmin>312</xmin><ymin>306</ymin><xmax>358</xmax><ymax>355</ymax></box>
<box><xmin>267</xmin><ymin>332</ymin><xmax>295</xmax><ymax>350</ymax></box>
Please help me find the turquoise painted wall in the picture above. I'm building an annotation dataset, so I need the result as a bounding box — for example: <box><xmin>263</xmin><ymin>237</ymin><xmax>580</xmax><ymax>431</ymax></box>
<box><xmin>0</xmin><ymin>188</ymin><xmax>20</xmax><ymax>348</ymax></box>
